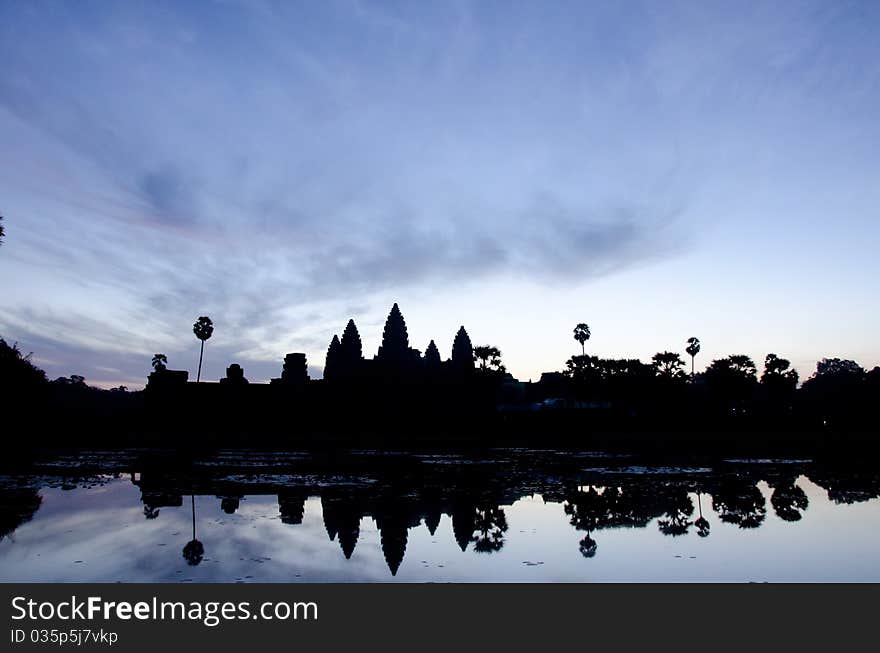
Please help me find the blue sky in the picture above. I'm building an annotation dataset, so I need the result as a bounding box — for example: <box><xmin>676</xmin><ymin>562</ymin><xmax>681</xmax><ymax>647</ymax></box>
<box><xmin>1</xmin><ymin>0</ymin><xmax>878</xmax><ymax>388</ymax></box>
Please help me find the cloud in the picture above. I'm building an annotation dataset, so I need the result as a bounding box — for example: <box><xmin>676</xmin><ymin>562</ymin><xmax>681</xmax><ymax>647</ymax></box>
<box><xmin>0</xmin><ymin>309</ymin><xmax>295</xmax><ymax>389</ymax></box>
<box><xmin>11</xmin><ymin>1</ymin><xmax>876</xmax><ymax>384</ymax></box>
<box><xmin>137</xmin><ymin>167</ymin><xmax>198</xmax><ymax>223</ymax></box>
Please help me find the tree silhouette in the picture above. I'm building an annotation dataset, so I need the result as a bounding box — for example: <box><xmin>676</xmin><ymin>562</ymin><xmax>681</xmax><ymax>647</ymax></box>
<box><xmin>704</xmin><ymin>355</ymin><xmax>758</xmax><ymax>410</ymax></box>
<box><xmin>760</xmin><ymin>353</ymin><xmax>799</xmax><ymax>410</ymax></box>
<box><xmin>814</xmin><ymin>358</ymin><xmax>865</xmax><ymax>377</ymax></box>
<box><xmin>686</xmin><ymin>337</ymin><xmax>701</xmax><ymax>381</ymax></box>
<box><xmin>564</xmin><ymin>355</ymin><xmax>603</xmax><ymax>398</ymax></box>
<box><xmin>0</xmin><ymin>215</ymin><xmax>5</xmax><ymax>246</ymax></box>
<box><xmin>192</xmin><ymin>316</ymin><xmax>214</xmax><ymax>383</ymax></box>
<box><xmin>0</xmin><ymin>338</ymin><xmax>47</xmax><ymax>387</ymax></box>
<box><xmin>800</xmin><ymin>358</ymin><xmax>867</xmax><ymax>426</ymax></box>
<box><xmin>151</xmin><ymin>353</ymin><xmax>167</xmax><ymax>372</ymax></box>
<box><xmin>727</xmin><ymin>355</ymin><xmax>757</xmax><ymax>377</ymax></box>
<box><xmin>473</xmin><ymin>345</ymin><xmax>505</xmax><ymax>373</ymax></box>
<box><xmin>652</xmin><ymin>351</ymin><xmax>686</xmax><ymax>380</ymax></box>
<box><xmin>761</xmin><ymin>354</ymin><xmax>797</xmax><ymax>384</ymax></box>
<box><xmin>573</xmin><ymin>323</ymin><xmax>591</xmax><ymax>355</ymax></box>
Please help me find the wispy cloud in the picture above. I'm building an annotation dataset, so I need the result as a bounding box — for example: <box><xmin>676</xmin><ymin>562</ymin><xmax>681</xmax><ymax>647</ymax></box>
<box><xmin>1</xmin><ymin>1</ymin><xmax>878</xmax><ymax>385</ymax></box>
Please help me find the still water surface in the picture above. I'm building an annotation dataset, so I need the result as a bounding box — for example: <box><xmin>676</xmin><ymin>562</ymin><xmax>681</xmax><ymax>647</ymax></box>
<box><xmin>1</xmin><ymin>450</ymin><xmax>878</xmax><ymax>582</ymax></box>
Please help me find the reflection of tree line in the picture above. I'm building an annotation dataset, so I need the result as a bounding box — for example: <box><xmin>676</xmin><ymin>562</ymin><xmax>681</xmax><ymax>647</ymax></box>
<box><xmin>0</xmin><ymin>488</ymin><xmax>42</xmax><ymax>542</ymax></box>
<box><xmin>563</xmin><ymin>471</ymin><xmax>817</xmax><ymax>557</ymax></box>
<box><xmin>1</xmin><ymin>462</ymin><xmax>878</xmax><ymax>575</ymax></box>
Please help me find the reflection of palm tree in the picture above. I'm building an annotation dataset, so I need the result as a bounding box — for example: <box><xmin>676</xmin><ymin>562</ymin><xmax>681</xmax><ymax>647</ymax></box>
<box><xmin>192</xmin><ymin>316</ymin><xmax>214</xmax><ymax>383</ymax></box>
<box><xmin>579</xmin><ymin>533</ymin><xmax>597</xmax><ymax>558</ymax></box>
<box><xmin>143</xmin><ymin>504</ymin><xmax>160</xmax><ymax>519</ymax></box>
<box><xmin>182</xmin><ymin>494</ymin><xmax>204</xmax><ymax>566</ymax></box>
<box><xmin>694</xmin><ymin>492</ymin><xmax>710</xmax><ymax>538</ymax></box>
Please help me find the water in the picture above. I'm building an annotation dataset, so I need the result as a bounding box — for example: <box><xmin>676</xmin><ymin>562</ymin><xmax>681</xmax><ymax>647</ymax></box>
<box><xmin>1</xmin><ymin>450</ymin><xmax>879</xmax><ymax>582</ymax></box>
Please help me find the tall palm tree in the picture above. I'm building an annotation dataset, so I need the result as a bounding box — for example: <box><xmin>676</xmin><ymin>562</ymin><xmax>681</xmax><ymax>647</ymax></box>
<box><xmin>192</xmin><ymin>316</ymin><xmax>214</xmax><ymax>382</ymax></box>
<box><xmin>0</xmin><ymin>215</ymin><xmax>5</xmax><ymax>246</ymax></box>
<box><xmin>686</xmin><ymin>337</ymin><xmax>701</xmax><ymax>382</ymax></box>
<box><xmin>573</xmin><ymin>323</ymin><xmax>591</xmax><ymax>355</ymax></box>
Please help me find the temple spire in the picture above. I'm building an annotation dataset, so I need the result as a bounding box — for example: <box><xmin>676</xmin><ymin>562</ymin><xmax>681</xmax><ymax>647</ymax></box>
<box><xmin>324</xmin><ymin>334</ymin><xmax>341</xmax><ymax>380</ymax></box>
<box><xmin>424</xmin><ymin>340</ymin><xmax>441</xmax><ymax>367</ymax></box>
<box><xmin>378</xmin><ymin>303</ymin><xmax>409</xmax><ymax>362</ymax></box>
<box><xmin>451</xmin><ymin>326</ymin><xmax>474</xmax><ymax>372</ymax></box>
<box><xmin>340</xmin><ymin>319</ymin><xmax>362</xmax><ymax>362</ymax></box>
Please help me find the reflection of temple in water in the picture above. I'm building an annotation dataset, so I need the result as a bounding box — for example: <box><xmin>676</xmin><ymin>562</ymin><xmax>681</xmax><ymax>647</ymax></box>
<box><xmin>29</xmin><ymin>456</ymin><xmax>867</xmax><ymax>577</ymax></box>
<box><xmin>218</xmin><ymin>495</ymin><xmax>242</xmax><ymax>514</ymax></box>
<box><xmin>321</xmin><ymin>491</ymin><xmax>362</xmax><ymax>559</ymax></box>
<box><xmin>278</xmin><ymin>489</ymin><xmax>307</xmax><ymax>525</ymax></box>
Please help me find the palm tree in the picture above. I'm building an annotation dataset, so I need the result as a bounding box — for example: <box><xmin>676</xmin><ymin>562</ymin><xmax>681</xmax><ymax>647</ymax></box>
<box><xmin>473</xmin><ymin>345</ymin><xmax>505</xmax><ymax>373</ymax></box>
<box><xmin>192</xmin><ymin>316</ymin><xmax>214</xmax><ymax>382</ymax></box>
<box><xmin>686</xmin><ymin>337</ymin><xmax>701</xmax><ymax>382</ymax></box>
<box><xmin>0</xmin><ymin>215</ymin><xmax>5</xmax><ymax>246</ymax></box>
<box><xmin>151</xmin><ymin>353</ymin><xmax>168</xmax><ymax>372</ymax></box>
<box><xmin>573</xmin><ymin>323</ymin><xmax>591</xmax><ymax>355</ymax></box>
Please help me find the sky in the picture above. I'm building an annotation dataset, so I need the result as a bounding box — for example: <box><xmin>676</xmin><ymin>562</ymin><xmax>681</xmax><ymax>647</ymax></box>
<box><xmin>1</xmin><ymin>0</ymin><xmax>879</xmax><ymax>389</ymax></box>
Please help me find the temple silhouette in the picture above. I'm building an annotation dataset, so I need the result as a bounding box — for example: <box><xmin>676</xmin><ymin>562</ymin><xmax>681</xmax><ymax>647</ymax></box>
<box><xmin>148</xmin><ymin>302</ymin><xmax>478</xmax><ymax>389</ymax></box>
<box><xmin>141</xmin><ymin>303</ymin><xmax>499</xmax><ymax>440</ymax></box>
<box><xmin>3</xmin><ymin>300</ymin><xmax>879</xmax><ymax>451</ymax></box>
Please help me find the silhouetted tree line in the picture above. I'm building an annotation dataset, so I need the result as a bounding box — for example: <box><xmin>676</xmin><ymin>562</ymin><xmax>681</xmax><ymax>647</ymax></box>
<box><xmin>554</xmin><ymin>344</ymin><xmax>878</xmax><ymax>441</ymax></box>
<box><xmin>0</xmin><ymin>338</ymin><xmax>144</xmax><ymax>450</ymax></box>
<box><xmin>2</xmin><ymin>303</ymin><xmax>879</xmax><ymax>451</ymax></box>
